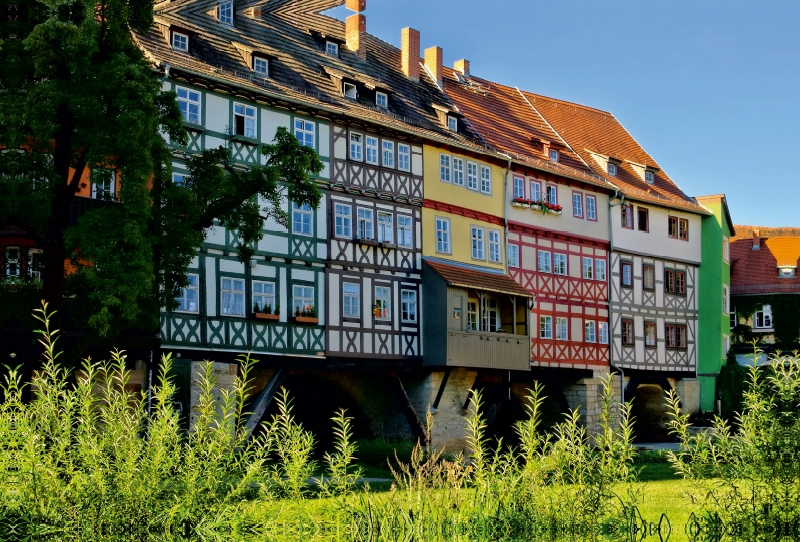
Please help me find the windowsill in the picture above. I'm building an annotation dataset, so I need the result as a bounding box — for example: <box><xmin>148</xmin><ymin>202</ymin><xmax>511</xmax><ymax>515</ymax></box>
<box><xmin>622</xmin><ymin>343</ymin><xmax>635</xmax><ymax>347</ymax></box>
<box><xmin>621</xmin><ymin>284</ymin><xmax>633</xmax><ymax>289</ymax></box>
<box><xmin>232</xmin><ymin>134</ymin><xmax>260</xmax><ymax>144</ymax></box>
<box><xmin>342</xmin><ymin>317</ymin><xmax>361</xmax><ymax>323</ymax></box>
<box><xmin>292</xmin><ymin>232</ymin><xmax>314</xmax><ymax>237</ymax></box>
<box><xmin>356</xmin><ymin>238</ymin><xmax>379</xmax><ymax>246</ymax></box>
<box><xmin>643</xmin><ymin>287</ymin><xmax>655</xmax><ymax>292</ymax></box>
<box><xmin>292</xmin><ymin>316</ymin><xmax>319</xmax><ymax>324</ymax></box>
<box><xmin>173</xmin><ymin>311</ymin><xmax>199</xmax><ymax>315</ymax></box>
<box><xmin>378</xmin><ymin>242</ymin><xmax>396</xmax><ymax>249</ymax></box>
<box><xmin>253</xmin><ymin>312</ymin><xmax>280</xmax><ymax>321</ymax></box>
<box><xmin>753</xmin><ymin>328</ymin><xmax>774</xmax><ymax>332</ymax></box>
<box><xmin>183</xmin><ymin>122</ymin><xmax>205</xmax><ymax>132</ymax></box>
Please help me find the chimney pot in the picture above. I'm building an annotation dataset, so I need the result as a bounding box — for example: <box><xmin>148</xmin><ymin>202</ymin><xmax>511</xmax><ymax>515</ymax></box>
<box><xmin>345</xmin><ymin>0</ymin><xmax>366</xmax><ymax>11</ymax></box>
<box><xmin>454</xmin><ymin>59</ymin><xmax>470</xmax><ymax>77</ymax></box>
<box><xmin>425</xmin><ymin>46</ymin><xmax>443</xmax><ymax>85</ymax></box>
<box><xmin>345</xmin><ymin>14</ymin><xmax>366</xmax><ymax>60</ymax></box>
<box><xmin>753</xmin><ymin>229</ymin><xmax>761</xmax><ymax>250</ymax></box>
<box><xmin>401</xmin><ymin>27</ymin><xmax>420</xmax><ymax>81</ymax></box>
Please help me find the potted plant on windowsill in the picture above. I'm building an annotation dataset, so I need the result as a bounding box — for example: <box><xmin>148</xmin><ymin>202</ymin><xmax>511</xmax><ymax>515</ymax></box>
<box><xmin>511</xmin><ymin>197</ymin><xmax>531</xmax><ymax>208</ymax></box>
<box><xmin>253</xmin><ymin>302</ymin><xmax>280</xmax><ymax>321</ymax></box>
<box><xmin>532</xmin><ymin>200</ymin><xmax>563</xmax><ymax>216</ymax></box>
<box><xmin>293</xmin><ymin>305</ymin><xmax>318</xmax><ymax>324</ymax></box>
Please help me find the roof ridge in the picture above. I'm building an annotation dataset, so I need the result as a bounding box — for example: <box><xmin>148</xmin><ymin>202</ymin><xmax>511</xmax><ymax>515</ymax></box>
<box><xmin>521</xmin><ymin>90</ymin><xmax>612</xmax><ymax>116</ymax></box>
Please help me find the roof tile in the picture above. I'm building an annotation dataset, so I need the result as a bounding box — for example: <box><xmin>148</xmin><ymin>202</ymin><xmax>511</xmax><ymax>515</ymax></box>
<box><xmin>424</xmin><ymin>259</ymin><xmax>532</xmax><ymax>297</ymax></box>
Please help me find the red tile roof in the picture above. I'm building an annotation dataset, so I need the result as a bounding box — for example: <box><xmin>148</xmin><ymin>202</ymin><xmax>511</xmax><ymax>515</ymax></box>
<box><xmin>424</xmin><ymin>259</ymin><xmax>532</xmax><ymax>297</ymax></box>
<box><xmin>730</xmin><ymin>225</ymin><xmax>800</xmax><ymax>294</ymax></box>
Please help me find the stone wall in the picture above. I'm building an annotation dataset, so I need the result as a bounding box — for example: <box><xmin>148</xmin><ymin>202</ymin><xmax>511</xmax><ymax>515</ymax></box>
<box><xmin>188</xmin><ymin>361</ymin><xmax>239</xmax><ymax>428</ymax></box>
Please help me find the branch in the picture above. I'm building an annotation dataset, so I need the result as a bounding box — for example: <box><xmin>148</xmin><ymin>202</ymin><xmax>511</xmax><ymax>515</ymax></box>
<box><xmin>68</xmin><ymin>152</ymin><xmax>88</xmax><ymax>192</ymax></box>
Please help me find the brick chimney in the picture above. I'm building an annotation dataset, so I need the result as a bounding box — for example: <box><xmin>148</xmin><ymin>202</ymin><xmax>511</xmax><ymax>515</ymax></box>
<box><xmin>753</xmin><ymin>229</ymin><xmax>761</xmax><ymax>250</ymax></box>
<box><xmin>454</xmin><ymin>59</ymin><xmax>470</xmax><ymax>77</ymax></box>
<box><xmin>425</xmin><ymin>46</ymin><xmax>443</xmax><ymax>84</ymax></box>
<box><xmin>401</xmin><ymin>27</ymin><xmax>420</xmax><ymax>81</ymax></box>
<box><xmin>345</xmin><ymin>14</ymin><xmax>366</xmax><ymax>60</ymax></box>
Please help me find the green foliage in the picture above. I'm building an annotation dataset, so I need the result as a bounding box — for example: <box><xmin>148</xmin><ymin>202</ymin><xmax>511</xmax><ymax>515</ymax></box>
<box><xmin>718</xmin><ymin>345</ymin><xmax>748</xmax><ymax>420</ymax></box>
<box><xmin>733</xmin><ymin>294</ymin><xmax>800</xmax><ymax>345</ymax></box>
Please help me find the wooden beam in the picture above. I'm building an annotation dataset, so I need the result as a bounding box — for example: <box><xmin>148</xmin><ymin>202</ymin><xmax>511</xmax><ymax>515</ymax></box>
<box><xmin>432</xmin><ymin>368</ymin><xmax>451</xmax><ymax>410</ymax></box>
<box><xmin>387</xmin><ymin>371</ymin><xmax>428</xmax><ymax>445</ymax></box>
<box><xmin>243</xmin><ymin>369</ymin><xmax>286</xmax><ymax>440</ymax></box>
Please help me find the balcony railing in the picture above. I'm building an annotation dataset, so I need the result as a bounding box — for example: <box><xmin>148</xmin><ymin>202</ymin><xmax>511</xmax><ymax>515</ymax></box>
<box><xmin>445</xmin><ymin>330</ymin><xmax>529</xmax><ymax>371</ymax></box>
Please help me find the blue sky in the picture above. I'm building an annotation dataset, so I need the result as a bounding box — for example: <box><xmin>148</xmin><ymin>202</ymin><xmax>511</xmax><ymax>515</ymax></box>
<box><xmin>325</xmin><ymin>0</ymin><xmax>800</xmax><ymax>228</ymax></box>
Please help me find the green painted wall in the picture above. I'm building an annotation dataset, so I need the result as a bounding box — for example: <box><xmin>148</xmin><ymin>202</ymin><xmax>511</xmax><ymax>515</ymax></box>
<box><xmin>697</xmin><ymin>198</ymin><xmax>732</xmax><ymax>411</ymax></box>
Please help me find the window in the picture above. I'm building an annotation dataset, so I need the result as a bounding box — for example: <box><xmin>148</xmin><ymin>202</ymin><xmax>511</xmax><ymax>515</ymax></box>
<box><xmin>608</xmin><ymin>162</ymin><xmax>617</xmax><ymax>177</ymax></box>
<box><xmin>253</xmin><ymin>57</ymin><xmax>269</xmax><ymax>75</ymax></box>
<box><xmin>678</xmin><ymin>325</ymin><xmax>687</xmax><ymax>349</ymax></box>
<box><xmin>436</xmin><ymin>218</ymin><xmax>450</xmax><ymax>253</ymax></box>
<box><xmin>540</xmin><ymin>316</ymin><xmax>553</xmax><ymax>339</ymax></box>
<box><xmin>755</xmin><ymin>305</ymin><xmax>772</xmax><ymax>329</ymax></box>
<box><xmin>582</xmin><ymin>257</ymin><xmax>593</xmax><ymax>280</ymax></box>
<box><xmin>382</xmin><ymin>141</ymin><xmax>395</xmax><ymax>168</ymax></box>
<box><xmin>334</xmin><ymin>203</ymin><xmax>352</xmax><ymax>238</ymax></box>
<box><xmin>643</xmin><ymin>264</ymin><xmax>655</xmax><ymax>290</ymax></box>
<box><xmin>595</xmin><ymin>259</ymin><xmax>607</xmax><ymax>281</ymax></box>
<box><xmin>645</xmin><ymin>170</ymin><xmax>655</xmax><ymax>184</ymax></box>
<box><xmin>723</xmin><ymin>285</ymin><xmax>729</xmax><ymax>314</ymax></box>
<box><xmin>553</xmin><ymin>253</ymin><xmax>567</xmax><ymax>275</ymax></box>
<box><xmin>172</xmin><ymin>31</ymin><xmax>188</xmax><ymax>52</ymax></box>
<box><xmin>4</xmin><ymin>247</ymin><xmax>20</xmax><ymax>278</ymax></box>
<box><xmin>291</xmin><ymin>202</ymin><xmax>313</xmax><ymax>236</ymax></box>
<box><xmin>530</xmin><ymin>180</ymin><xmax>542</xmax><ymax>202</ymax></box>
<box><xmin>622</xmin><ymin>320</ymin><xmax>634</xmax><ymax>345</ymax></box>
<box><xmin>177</xmin><ymin>87</ymin><xmax>201</xmax><ymax>124</ymax></box>
<box><xmin>637</xmin><ymin>207</ymin><xmax>649</xmax><ymax>232</ymax></box>
<box><xmin>468</xmin><ymin>301</ymin><xmax>478</xmax><ymax>331</ymax></box>
<box><xmin>374</xmin><ymin>286</ymin><xmax>391</xmax><ymax>320</ymax></box>
<box><xmin>555</xmin><ymin>317</ymin><xmax>569</xmax><ymax>340</ymax></box>
<box><xmin>480</xmin><ymin>166</ymin><xmax>492</xmax><ymax>194</ymax></box>
<box><xmin>293</xmin><ymin>285</ymin><xmax>314</xmax><ymax>315</ymax></box>
<box><xmin>679</xmin><ymin>218</ymin><xmax>689</xmax><ymax>241</ymax></box>
<box><xmin>253</xmin><ymin>281</ymin><xmax>275</xmax><ymax>314</ymax></box>
<box><xmin>90</xmin><ymin>169</ymin><xmax>115</xmax><ymax>200</ymax></box>
<box><xmin>621</xmin><ymin>205</ymin><xmax>633</xmax><ymax>229</ymax></box>
<box><xmin>467</xmin><ymin>162</ymin><xmax>478</xmax><ymax>190</ymax></box>
<box><xmin>221</xmin><ymin>278</ymin><xmax>245</xmax><ymax>316</ymax></box>
<box><xmin>508</xmin><ymin>244</ymin><xmax>519</xmax><ymax>268</ymax></box>
<box><xmin>668</xmin><ymin>216</ymin><xmax>678</xmax><ymax>239</ymax></box>
<box><xmin>665</xmin><ymin>269</ymin><xmax>676</xmax><ymax>294</ymax></box>
<box><xmin>376</xmin><ymin>91</ymin><xmax>388</xmax><ymax>108</ymax></box>
<box><xmin>294</xmin><ymin>119</ymin><xmax>314</xmax><ymax>148</ymax></box>
<box><xmin>397</xmin><ymin>215</ymin><xmax>413</xmax><ymax>248</ymax></box>
<box><xmin>513</xmin><ymin>177</ymin><xmax>525</xmax><ymax>200</ymax></box>
<box><xmin>398</xmin><ymin>144</ymin><xmax>411</xmax><ymax>171</ymax></box>
<box><xmin>471</xmin><ymin>226</ymin><xmax>485</xmax><ymax>260</ymax></box>
<box><xmin>538</xmin><ymin>250</ymin><xmax>552</xmax><ymax>273</ymax></box>
<box><xmin>447</xmin><ymin>115</ymin><xmax>458</xmax><ymax>131</ymax></box>
<box><xmin>585</xmin><ymin>321</ymin><xmax>596</xmax><ymax>343</ymax></box>
<box><xmin>343</xmin><ymin>82</ymin><xmax>357</xmax><ymax>99</ymax></box>
<box><xmin>723</xmin><ymin>237</ymin><xmax>730</xmax><ymax>263</ymax></box>
<box><xmin>730</xmin><ymin>311</ymin><xmax>737</xmax><ymax>330</ymax></box>
<box><xmin>621</xmin><ymin>261</ymin><xmax>633</xmax><ymax>287</ymax></box>
<box><xmin>599</xmin><ymin>322</ymin><xmax>609</xmax><ymax>344</ymax></box>
<box><xmin>326</xmin><ymin>41</ymin><xmax>339</xmax><ymax>56</ymax></box>
<box><xmin>488</xmin><ymin>229</ymin><xmax>501</xmax><ymax>263</ymax></box>
<box><xmin>343</xmin><ymin>283</ymin><xmax>360</xmax><ymax>318</ymax></box>
<box><xmin>546</xmin><ymin>185</ymin><xmax>557</xmax><ymax>205</ymax></box>
<box><xmin>452</xmin><ymin>158</ymin><xmax>464</xmax><ymax>186</ymax></box>
<box><xmin>349</xmin><ymin>133</ymin><xmax>363</xmax><ymax>161</ymax></box>
<box><xmin>219</xmin><ymin>1</ymin><xmax>233</xmax><ymax>25</ymax></box>
<box><xmin>723</xmin><ymin>335</ymin><xmax>730</xmax><ymax>356</ymax></box>
<box><xmin>401</xmin><ymin>290</ymin><xmax>417</xmax><ymax>323</ymax></box>
<box><xmin>549</xmin><ymin>148</ymin><xmax>559</xmax><ymax>162</ymax></box>
<box><xmin>440</xmin><ymin>154</ymin><xmax>451</xmax><ymax>183</ymax></box>
<box><xmin>586</xmin><ymin>195</ymin><xmax>597</xmax><ymax>220</ymax></box>
<box><xmin>176</xmin><ymin>274</ymin><xmax>199</xmax><ymax>313</ymax></box>
<box><xmin>645</xmin><ymin>322</ymin><xmax>656</xmax><ymax>347</ymax></box>
<box><xmin>573</xmin><ymin>192</ymin><xmax>583</xmax><ymax>218</ymax></box>
<box><xmin>676</xmin><ymin>271</ymin><xmax>686</xmax><ymax>295</ymax></box>
<box><xmin>357</xmin><ymin>208</ymin><xmax>374</xmax><ymax>240</ymax></box>
<box><xmin>666</xmin><ymin>324</ymin><xmax>677</xmax><ymax>348</ymax></box>
<box><xmin>234</xmin><ymin>103</ymin><xmax>256</xmax><ymax>138</ymax></box>
<box><xmin>365</xmin><ymin>136</ymin><xmax>379</xmax><ymax>165</ymax></box>
<box><xmin>377</xmin><ymin>212</ymin><xmax>393</xmax><ymax>244</ymax></box>
<box><xmin>487</xmin><ymin>299</ymin><xmax>500</xmax><ymax>332</ymax></box>
<box><xmin>172</xmin><ymin>173</ymin><xmax>186</xmax><ymax>186</ymax></box>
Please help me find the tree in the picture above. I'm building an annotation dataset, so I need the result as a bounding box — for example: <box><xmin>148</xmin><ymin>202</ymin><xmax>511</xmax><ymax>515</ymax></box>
<box><xmin>0</xmin><ymin>0</ymin><xmax>321</xmax><ymax>358</ymax></box>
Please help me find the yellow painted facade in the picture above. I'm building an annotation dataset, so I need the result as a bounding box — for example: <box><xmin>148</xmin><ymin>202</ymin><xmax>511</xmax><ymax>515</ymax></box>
<box><xmin>422</xmin><ymin>145</ymin><xmax>506</xmax><ymax>271</ymax></box>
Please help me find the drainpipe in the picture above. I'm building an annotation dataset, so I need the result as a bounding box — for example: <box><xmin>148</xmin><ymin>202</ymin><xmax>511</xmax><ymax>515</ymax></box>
<box><xmin>607</xmin><ymin>188</ymin><xmax>626</xmax><ymax>405</ymax></box>
<box><xmin>503</xmin><ymin>156</ymin><xmax>512</xmax><ymax>276</ymax></box>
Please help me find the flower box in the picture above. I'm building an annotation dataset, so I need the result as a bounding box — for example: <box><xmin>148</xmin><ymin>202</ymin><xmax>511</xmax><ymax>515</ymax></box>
<box><xmin>254</xmin><ymin>312</ymin><xmax>280</xmax><ymax>321</ymax></box>
<box><xmin>293</xmin><ymin>316</ymin><xmax>319</xmax><ymax>324</ymax></box>
<box><xmin>511</xmin><ymin>201</ymin><xmax>529</xmax><ymax>208</ymax></box>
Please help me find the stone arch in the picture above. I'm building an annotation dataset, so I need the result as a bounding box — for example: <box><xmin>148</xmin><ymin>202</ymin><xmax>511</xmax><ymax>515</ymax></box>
<box><xmin>627</xmin><ymin>377</ymin><xmax>673</xmax><ymax>442</ymax></box>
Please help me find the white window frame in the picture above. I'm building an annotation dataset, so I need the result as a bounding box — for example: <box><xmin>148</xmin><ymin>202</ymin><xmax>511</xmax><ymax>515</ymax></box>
<box><xmin>365</xmin><ymin>136</ymin><xmax>379</xmax><ymax>165</ymax></box>
<box><xmin>553</xmin><ymin>253</ymin><xmax>567</xmax><ymax>275</ymax></box>
<box><xmin>467</xmin><ymin>300</ymin><xmax>479</xmax><ymax>331</ymax></box>
<box><xmin>508</xmin><ymin>244</ymin><xmax>519</xmax><ymax>268</ymax></box>
<box><xmin>172</xmin><ymin>31</ymin><xmax>188</xmax><ymax>52</ymax></box>
<box><xmin>595</xmin><ymin>259</ymin><xmax>607</xmax><ymax>281</ymax></box>
<box><xmin>723</xmin><ymin>285</ymin><xmax>729</xmax><ymax>315</ymax></box>
<box><xmin>585</xmin><ymin>320</ymin><xmax>596</xmax><ymax>343</ymax></box>
<box><xmin>357</xmin><ymin>208</ymin><xmax>374</xmax><ymax>240</ymax></box>
<box><xmin>343</xmin><ymin>282</ymin><xmax>360</xmax><ymax>318</ymax></box>
<box><xmin>401</xmin><ymin>290</ymin><xmax>418</xmax><ymax>323</ymax></box>
<box><xmin>723</xmin><ymin>236</ymin><xmax>730</xmax><ymax>263</ymax></box>
<box><xmin>546</xmin><ymin>184</ymin><xmax>558</xmax><ymax>205</ymax></box>
<box><xmin>176</xmin><ymin>87</ymin><xmax>201</xmax><ymax>125</ymax></box>
<box><xmin>90</xmin><ymin>170</ymin><xmax>116</xmax><ymax>200</ymax></box>
<box><xmin>221</xmin><ymin>278</ymin><xmax>245</xmax><ymax>316</ymax></box>
<box><xmin>218</xmin><ymin>1</ymin><xmax>233</xmax><ymax>25</ymax></box>
<box><xmin>252</xmin><ymin>281</ymin><xmax>276</xmax><ymax>314</ymax></box>
<box><xmin>723</xmin><ymin>334</ymin><xmax>730</xmax><ymax>357</ymax></box>
<box><xmin>549</xmin><ymin>148</ymin><xmax>559</xmax><ymax>162</ymax></box>
<box><xmin>608</xmin><ymin>162</ymin><xmax>617</xmax><ymax>176</ymax></box>
<box><xmin>292</xmin><ymin>285</ymin><xmax>315</xmax><ymax>315</ymax></box>
<box><xmin>513</xmin><ymin>177</ymin><xmax>525</xmax><ymax>200</ymax></box>
<box><xmin>599</xmin><ymin>322</ymin><xmax>609</xmax><ymax>344</ymax></box>
<box><xmin>467</xmin><ymin>162</ymin><xmax>478</xmax><ymax>191</ymax></box>
<box><xmin>233</xmin><ymin>103</ymin><xmax>257</xmax><ymax>138</ymax></box>
<box><xmin>397</xmin><ymin>215</ymin><xmax>413</xmax><ymax>248</ymax></box>
<box><xmin>555</xmin><ymin>317</ymin><xmax>569</xmax><ymax>341</ymax></box>
<box><xmin>374</xmin><ymin>286</ymin><xmax>392</xmax><ymax>321</ymax></box>
<box><xmin>480</xmin><ymin>165</ymin><xmax>492</xmax><ymax>194</ymax></box>
<box><xmin>471</xmin><ymin>226</ymin><xmax>486</xmax><ymax>260</ymax></box>
<box><xmin>382</xmin><ymin>140</ymin><xmax>395</xmax><ymax>168</ymax></box>
<box><xmin>488</xmin><ymin>229</ymin><xmax>501</xmax><ymax>263</ymax></box>
<box><xmin>447</xmin><ymin>115</ymin><xmax>458</xmax><ymax>131</ymax></box>
<box><xmin>582</xmin><ymin>257</ymin><xmax>594</xmax><ymax>280</ymax></box>
<box><xmin>572</xmin><ymin>192</ymin><xmax>583</xmax><ymax>218</ymax></box>
<box><xmin>377</xmin><ymin>212</ymin><xmax>394</xmax><ymax>244</ymax></box>
<box><xmin>334</xmin><ymin>203</ymin><xmax>352</xmax><ymax>239</ymax></box>
<box><xmin>326</xmin><ymin>41</ymin><xmax>339</xmax><ymax>56</ymax></box>
<box><xmin>397</xmin><ymin>143</ymin><xmax>410</xmax><ymax>171</ymax></box>
<box><xmin>538</xmin><ymin>250</ymin><xmax>552</xmax><ymax>273</ymax></box>
<box><xmin>586</xmin><ymin>195</ymin><xmax>597</xmax><ymax>220</ymax></box>
<box><xmin>645</xmin><ymin>170</ymin><xmax>655</xmax><ymax>184</ymax></box>
<box><xmin>436</xmin><ymin>217</ymin><xmax>451</xmax><ymax>254</ymax></box>
<box><xmin>349</xmin><ymin>132</ymin><xmax>363</xmax><ymax>161</ymax></box>
<box><xmin>530</xmin><ymin>180</ymin><xmax>542</xmax><ymax>202</ymax></box>
<box><xmin>440</xmin><ymin>153</ymin><xmax>451</xmax><ymax>183</ymax></box>
<box><xmin>343</xmin><ymin>82</ymin><xmax>357</xmax><ymax>99</ymax></box>
<box><xmin>755</xmin><ymin>306</ymin><xmax>773</xmax><ymax>329</ymax></box>
<box><xmin>375</xmin><ymin>91</ymin><xmax>388</xmax><ymax>108</ymax></box>
<box><xmin>294</xmin><ymin>119</ymin><xmax>315</xmax><ymax>148</ymax></box>
<box><xmin>253</xmin><ymin>57</ymin><xmax>269</xmax><ymax>75</ymax></box>
<box><xmin>540</xmin><ymin>315</ymin><xmax>553</xmax><ymax>339</ymax></box>
<box><xmin>176</xmin><ymin>273</ymin><xmax>200</xmax><ymax>313</ymax></box>
<box><xmin>452</xmin><ymin>157</ymin><xmax>465</xmax><ymax>186</ymax></box>
<box><xmin>291</xmin><ymin>202</ymin><xmax>313</xmax><ymax>236</ymax></box>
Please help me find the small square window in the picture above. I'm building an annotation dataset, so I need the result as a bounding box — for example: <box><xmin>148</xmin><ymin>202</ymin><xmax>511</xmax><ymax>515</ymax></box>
<box><xmin>447</xmin><ymin>116</ymin><xmax>458</xmax><ymax>131</ymax></box>
<box><xmin>645</xmin><ymin>170</ymin><xmax>655</xmax><ymax>184</ymax></box>
<box><xmin>175</xmin><ymin>274</ymin><xmax>199</xmax><ymax>313</ymax></box>
<box><xmin>343</xmin><ymin>82</ymin><xmax>357</xmax><ymax>99</ymax></box>
<box><xmin>607</xmin><ymin>162</ymin><xmax>617</xmax><ymax>177</ymax></box>
<box><xmin>326</xmin><ymin>41</ymin><xmax>339</xmax><ymax>56</ymax></box>
<box><xmin>172</xmin><ymin>31</ymin><xmax>189</xmax><ymax>52</ymax></box>
<box><xmin>233</xmin><ymin>103</ymin><xmax>256</xmax><ymax>138</ymax></box>
<box><xmin>376</xmin><ymin>92</ymin><xmax>388</xmax><ymax>108</ymax></box>
<box><xmin>253</xmin><ymin>57</ymin><xmax>269</xmax><ymax>75</ymax></box>
<box><xmin>549</xmin><ymin>149</ymin><xmax>559</xmax><ymax>162</ymax></box>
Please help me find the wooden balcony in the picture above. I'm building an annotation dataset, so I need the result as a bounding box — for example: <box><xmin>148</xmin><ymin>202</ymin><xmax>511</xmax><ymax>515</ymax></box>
<box><xmin>445</xmin><ymin>330</ymin><xmax>530</xmax><ymax>371</ymax></box>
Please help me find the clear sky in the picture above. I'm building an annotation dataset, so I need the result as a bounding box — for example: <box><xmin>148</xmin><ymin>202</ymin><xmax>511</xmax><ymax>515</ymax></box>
<box><xmin>325</xmin><ymin>0</ymin><xmax>800</xmax><ymax>228</ymax></box>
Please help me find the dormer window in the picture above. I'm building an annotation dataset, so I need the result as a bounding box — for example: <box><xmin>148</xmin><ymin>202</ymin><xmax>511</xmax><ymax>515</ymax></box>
<box><xmin>549</xmin><ymin>149</ymin><xmax>559</xmax><ymax>163</ymax></box>
<box><xmin>343</xmin><ymin>82</ymin><xmax>357</xmax><ymax>99</ymax></box>
<box><xmin>326</xmin><ymin>41</ymin><xmax>339</xmax><ymax>56</ymax></box>
<box><xmin>253</xmin><ymin>57</ymin><xmax>269</xmax><ymax>75</ymax></box>
<box><xmin>219</xmin><ymin>1</ymin><xmax>233</xmax><ymax>25</ymax></box>
<box><xmin>607</xmin><ymin>162</ymin><xmax>617</xmax><ymax>177</ymax></box>
<box><xmin>779</xmin><ymin>266</ymin><xmax>796</xmax><ymax>279</ymax></box>
<box><xmin>375</xmin><ymin>91</ymin><xmax>388</xmax><ymax>109</ymax></box>
<box><xmin>172</xmin><ymin>31</ymin><xmax>188</xmax><ymax>52</ymax></box>
<box><xmin>645</xmin><ymin>170</ymin><xmax>655</xmax><ymax>184</ymax></box>
<box><xmin>447</xmin><ymin>115</ymin><xmax>458</xmax><ymax>132</ymax></box>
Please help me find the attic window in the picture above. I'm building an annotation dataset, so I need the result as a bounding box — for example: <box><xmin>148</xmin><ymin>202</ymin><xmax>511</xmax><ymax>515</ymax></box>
<box><xmin>607</xmin><ymin>162</ymin><xmax>618</xmax><ymax>177</ymax></box>
<box><xmin>172</xmin><ymin>31</ymin><xmax>188</xmax><ymax>52</ymax></box>
<box><xmin>376</xmin><ymin>91</ymin><xmax>388</xmax><ymax>109</ymax></box>
<box><xmin>326</xmin><ymin>41</ymin><xmax>339</xmax><ymax>57</ymax></box>
<box><xmin>253</xmin><ymin>57</ymin><xmax>269</xmax><ymax>75</ymax></box>
<box><xmin>779</xmin><ymin>267</ymin><xmax>796</xmax><ymax>279</ymax></box>
<box><xmin>645</xmin><ymin>170</ymin><xmax>655</xmax><ymax>184</ymax></box>
<box><xmin>549</xmin><ymin>149</ymin><xmax>559</xmax><ymax>163</ymax></box>
<box><xmin>447</xmin><ymin>115</ymin><xmax>457</xmax><ymax>132</ymax></box>
<box><xmin>343</xmin><ymin>82</ymin><xmax>357</xmax><ymax>99</ymax></box>
<box><xmin>219</xmin><ymin>1</ymin><xmax>233</xmax><ymax>25</ymax></box>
